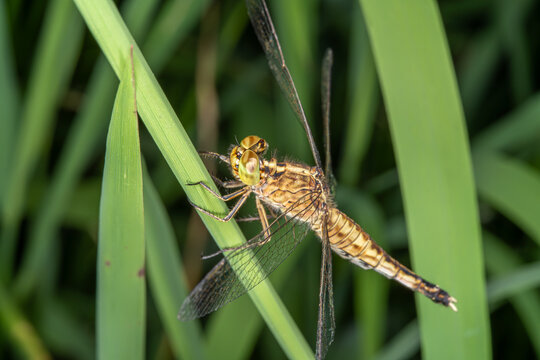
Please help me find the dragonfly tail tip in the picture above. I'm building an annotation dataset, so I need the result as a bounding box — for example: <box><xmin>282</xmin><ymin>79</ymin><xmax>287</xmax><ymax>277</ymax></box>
<box><xmin>448</xmin><ymin>297</ymin><xmax>458</xmax><ymax>312</ymax></box>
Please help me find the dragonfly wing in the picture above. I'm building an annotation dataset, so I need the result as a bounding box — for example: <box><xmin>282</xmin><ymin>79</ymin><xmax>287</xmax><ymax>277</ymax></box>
<box><xmin>245</xmin><ymin>0</ymin><xmax>323</xmax><ymax>170</ymax></box>
<box><xmin>178</xmin><ymin>191</ymin><xmax>322</xmax><ymax>320</ymax></box>
<box><xmin>316</xmin><ymin>216</ymin><xmax>336</xmax><ymax>360</ymax></box>
<box><xmin>321</xmin><ymin>48</ymin><xmax>337</xmax><ymax>190</ymax></box>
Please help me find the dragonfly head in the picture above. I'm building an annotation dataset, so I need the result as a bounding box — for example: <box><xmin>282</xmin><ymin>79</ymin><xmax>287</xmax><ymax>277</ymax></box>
<box><xmin>240</xmin><ymin>135</ymin><xmax>268</xmax><ymax>155</ymax></box>
<box><xmin>230</xmin><ymin>136</ymin><xmax>268</xmax><ymax>185</ymax></box>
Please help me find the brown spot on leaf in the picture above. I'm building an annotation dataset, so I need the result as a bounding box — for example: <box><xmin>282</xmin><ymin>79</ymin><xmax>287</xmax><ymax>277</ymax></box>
<box><xmin>137</xmin><ymin>267</ymin><xmax>145</xmax><ymax>278</ymax></box>
<box><xmin>105</xmin><ymin>260</ymin><xmax>111</xmax><ymax>267</ymax></box>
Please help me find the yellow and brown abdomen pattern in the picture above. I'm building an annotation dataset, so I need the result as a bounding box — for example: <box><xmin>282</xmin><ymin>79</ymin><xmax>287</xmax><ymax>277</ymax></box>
<box><xmin>322</xmin><ymin>208</ymin><xmax>456</xmax><ymax>309</ymax></box>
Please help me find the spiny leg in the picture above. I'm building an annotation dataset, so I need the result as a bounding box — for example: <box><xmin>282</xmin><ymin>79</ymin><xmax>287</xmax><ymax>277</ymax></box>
<box><xmin>255</xmin><ymin>197</ymin><xmax>272</xmax><ymax>245</ymax></box>
<box><xmin>198</xmin><ymin>150</ymin><xmax>230</xmax><ymax>164</ymax></box>
<box><xmin>189</xmin><ymin>189</ymin><xmax>251</xmax><ymax>223</ymax></box>
<box><xmin>210</xmin><ymin>175</ymin><xmax>244</xmax><ymax>189</ymax></box>
<box><xmin>236</xmin><ymin>213</ymin><xmax>276</xmax><ymax>222</ymax></box>
<box><xmin>196</xmin><ymin>151</ymin><xmax>242</xmax><ymax>188</ymax></box>
<box><xmin>187</xmin><ymin>181</ymin><xmax>247</xmax><ymax>201</ymax></box>
<box><xmin>201</xmin><ymin>198</ymin><xmax>275</xmax><ymax>260</ymax></box>
<box><xmin>265</xmin><ymin>203</ymin><xmax>279</xmax><ymax>219</ymax></box>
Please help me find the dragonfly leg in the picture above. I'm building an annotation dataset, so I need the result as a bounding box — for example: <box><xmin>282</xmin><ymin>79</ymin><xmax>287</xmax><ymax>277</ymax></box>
<box><xmin>189</xmin><ymin>189</ymin><xmax>250</xmax><ymax>222</ymax></box>
<box><xmin>187</xmin><ymin>181</ymin><xmax>247</xmax><ymax>201</ymax></box>
<box><xmin>201</xmin><ymin>198</ymin><xmax>275</xmax><ymax>260</ymax></box>
<box><xmin>266</xmin><ymin>205</ymin><xmax>279</xmax><ymax>219</ymax></box>
<box><xmin>256</xmin><ymin>197</ymin><xmax>272</xmax><ymax>243</ymax></box>
<box><xmin>210</xmin><ymin>175</ymin><xmax>244</xmax><ymax>189</ymax></box>
<box><xmin>236</xmin><ymin>213</ymin><xmax>276</xmax><ymax>222</ymax></box>
<box><xmin>198</xmin><ymin>150</ymin><xmax>230</xmax><ymax>164</ymax></box>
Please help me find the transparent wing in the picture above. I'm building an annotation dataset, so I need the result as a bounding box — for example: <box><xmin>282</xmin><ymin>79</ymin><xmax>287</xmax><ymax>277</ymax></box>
<box><xmin>245</xmin><ymin>0</ymin><xmax>323</xmax><ymax>170</ymax></box>
<box><xmin>316</xmin><ymin>216</ymin><xmax>336</xmax><ymax>360</ymax></box>
<box><xmin>321</xmin><ymin>48</ymin><xmax>336</xmax><ymax>188</ymax></box>
<box><xmin>178</xmin><ymin>190</ymin><xmax>323</xmax><ymax>320</ymax></box>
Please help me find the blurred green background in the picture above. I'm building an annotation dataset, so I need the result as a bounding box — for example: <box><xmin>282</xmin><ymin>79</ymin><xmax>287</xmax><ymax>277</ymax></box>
<box><xmin>1</xmin><ymin>0</ymin><xmax>540</xmax><ymax>359</ymax></box>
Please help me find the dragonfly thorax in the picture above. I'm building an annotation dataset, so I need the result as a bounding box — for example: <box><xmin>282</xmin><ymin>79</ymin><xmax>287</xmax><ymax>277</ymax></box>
<box><xmin>229</xmin><ymin>135</ymin><xmax>268</xmax><ymax>186</ymax></box>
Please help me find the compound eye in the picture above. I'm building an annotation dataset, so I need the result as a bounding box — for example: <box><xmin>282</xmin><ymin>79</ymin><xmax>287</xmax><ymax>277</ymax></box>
<box><xmin>238</xmin><ymin>150</ymin><xmax>260</xmax><ymax>185</ymax></box>
<box><xmin>240</xmin><ymin>135</ymin><xmax>261</xmax><ymax>150</ymax></box>
<box><xmin>255</xmin><ymin>139</ymin><xmax>268</xmax><ymax>154</ymax></box>
<box><xmin>229</xmin><ymin>146</ymin><xmax>241</xmax><ymax>173</ymax></box>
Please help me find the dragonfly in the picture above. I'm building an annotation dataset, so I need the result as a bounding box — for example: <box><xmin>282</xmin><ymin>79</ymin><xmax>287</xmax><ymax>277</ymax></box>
<box><xmin>178</xmin><ymin>0</ymin><xmax>458</xmax><ymax>358</ymax></box>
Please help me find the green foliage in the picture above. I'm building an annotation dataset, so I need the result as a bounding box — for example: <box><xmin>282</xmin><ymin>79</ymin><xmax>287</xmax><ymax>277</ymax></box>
<box><xmin>360</xmin><ymin>1</ymin><xmax>490</xmax><ymax>359</ymax></box>
<box><xmin>97</xmin><ymin>51</ymin><xmax>145</xmax><ymax>359</ymax></box>
<box><xmin>1</xmin><ymin>0</ymin><xmax>539</xmax><ymax>359</ymax></box>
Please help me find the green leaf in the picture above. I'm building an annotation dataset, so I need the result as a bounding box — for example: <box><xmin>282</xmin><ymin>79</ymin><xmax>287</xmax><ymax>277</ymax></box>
<box><xmin>14</xmin><ymin>0</ymin><xmax>160</xmax><ymax>302</ymax></box>
<box><xmin>473</xmin><ymin>94</ymin><xmax>540</xmax><ymax>154</ymax></box>
<box><xmin>487</xmin><ymin>261</ymin><xmax>540</xmax><ymax>305</ymax></box>
<box><xmin>474</xmin><ymin>152</ymin><xmax>540</xmax><ymax>244</ymax></box>
<box><xmin>359</xmin><ymin>0</ymin><xmax>491</xmax><ymax>358</ymax></box>
<box><xmin>0</xmin><ymin>0</ymin><xmax>84</xmax><ymax>280</ymax></box>
<box><xmin>458</xmin><ymin>29</ymin><xmax>499</xmax><ymax>118</ymax></box>
<box><xmin>374</xmin><ymin>320</ymin><xmax>419</xmax><ymax>360</ymax></box>
<box><xmin>0</xmin><ymin>0</ymin><xmax>19</xmax><ymax>207</ymax></box>
<box><xmin>339</xmin><ymin>2</ymin><xmax>379</xmax><ymax>185</ymax></box>
<box><xmin>143</xmin><ymin>0</ymin><xmax>212</xmax><ymax>71</ymax></box>
<box><xmin>97</xmin><ymin>51</ymin><xmax>145</xmax><ymax>359</ymax></box>
<box><xmin>38</xmin><ymin>298</ymin><xmax>94</xmax><ymax>360</ymax></box>
<box><xmin>144</xmin><ymin>168</ymin><xmax>207</xmax><ymax>360</ymax></box>
<box><xmin>483</xmin><ymin>232</ymin><xmax>540</xmax><ymax>357</ymax></box>
<box><xmin>0</xmin><ymin>283</ymin><xmax>51</xmax><ymax>359</ymax></box>
<box><xmin>494</xmin><ymin>0</ymin><xmax>535</xmax><ymax>103</ymax></box>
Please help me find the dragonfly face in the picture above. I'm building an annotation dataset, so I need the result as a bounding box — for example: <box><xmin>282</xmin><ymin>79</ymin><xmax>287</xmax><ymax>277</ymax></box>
<box><xmin>229</xmin><ymin>135</ymin><xmax>268</xmax><ymax>186</ymax></box>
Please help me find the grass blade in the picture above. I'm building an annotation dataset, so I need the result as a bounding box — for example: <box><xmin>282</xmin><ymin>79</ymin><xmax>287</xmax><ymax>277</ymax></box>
<box><xmin>143</xmin><ymin>0</ymin><xmax>212</xmax><ymax>71</ymax></box>
<box><xmin>73</xmin><ymin>0</ymin><xmax>312</xmax><ymax>357</ymax></box>
<box><xmin>0</xmin><ymin>0</ymin><xmax>84</xmax><ymax>279</ymax></box>
<box><xmin>0</xmin><ymin>0</ymin><xmax>19</xmax><ymax>206</ymax></box>
<box><xmin>494</xmin><ymin>0</ymin><xmax>535</xmax><ymax>103</ymax></box>
<box><xmin>472</xmin><ymin>93</ymin><xmax>540</xmax><ymax>153</ymax></box>
<box><xmin>339</xmin><ymin>2</ymin><xmax>379</xmax><ymax>185</ymax></box>
<box><xmin>487</xmin><ymin>261</ymin><xmax>540</xmax><ymax>305</ymax></box>
<box><xmin>474</xmin><ymin>152</ymin><xmax>540</xmax><ymax>244</ymax></box>
<box><xmin>359</xmin><ymin>1</ymin><xmax>491</xmax><ymax>358</ymax></box>
<box><xmin>13</xmin><ymin>0</ymin><xmax>160</xmax><ymax>302</ymax></box>
<box><xmin>483</xmin><ymin>232</ymin><xmax>540</xmax><ymax>356</ymax></box>
<box><xmin>374</xmin><ymin>320</ymin><xmax>419</xmax><ymax>360</ymax></box>
<box><xmin>0</xmin><ymin>283</ymin><xmax>51</xmax><ymax>360</ymax></box>
<box><xmin>458</xmin><ymin>29</ymin><xmax>499</xmax><ymax>118</ymax></box>
<box><xmin>457</xmin><ymin>0</ymin><xmax>534</xmax><ymax>117</ymax></box>
<box><xmin>97</xmin><ymin>50</ymin><xmax>145</xmax><ymax>359</ymax></box>
<box><xmin>38</xmin><ymin>298</ymin><xmax>94</xmax><ymax>360</ymax></box>
<box><xmin>144</xmin><ymin>169</ymin><xmax>207</xmax><ymax>360</ymax></box>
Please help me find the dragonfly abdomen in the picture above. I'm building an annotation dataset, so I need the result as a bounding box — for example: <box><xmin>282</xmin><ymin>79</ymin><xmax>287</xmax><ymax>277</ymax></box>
<box><xmin>322</xmin><ymin>208</ymin><xmax>457</xmax><ymax>311</ymax></box>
